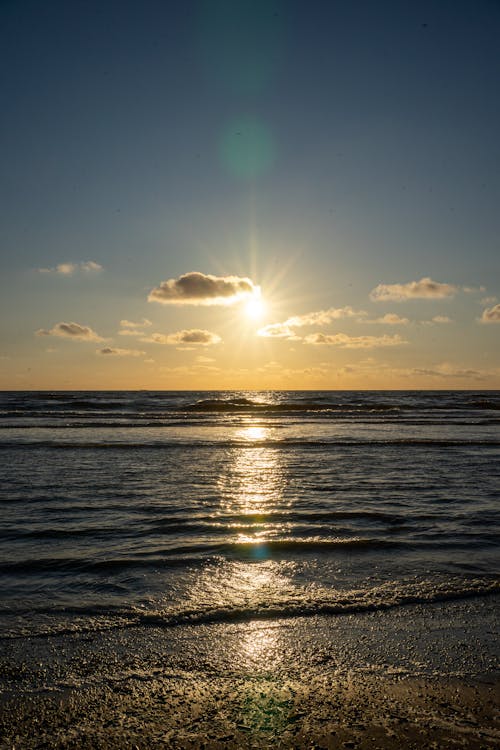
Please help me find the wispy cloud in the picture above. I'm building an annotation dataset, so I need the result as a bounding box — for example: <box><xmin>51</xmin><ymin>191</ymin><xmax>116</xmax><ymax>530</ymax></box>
<box><xmin>430</xmin><ymin>315</ymin><xmax>453</xmax><ymax>324</ymax></box>
<box><xmin>463</xmin><ymin>285</ymin><xmax>486</xmax><ymax>293</ymax></box>
<box><xmin>480</xmin><ymin>303</ymin><xmax>500</xmax><ymax>323</ymax></box>
<box><xmin>97</xmin><ymin>347</ymin><xmax>145</xmax><ymax>356</ymax></box>
<box><xmin>36</xmin><ymin>322</ymin><xmax>105</xmax><ymax>342</ymax></box>
<box><xmin>257</xmin><ymin>306</ymin><xmax>366</xmax><ymax>339</ymax></box>
<box><xmin>257</xmin><ymin>323</ymin><xmax>300</xmax><ymax>339</ymax></box>
<box><xmin>304</xmin><ymin>333</ymin><xmax>407</xmax><ymax>348</ymax></box>
<box><xmin>141</xmin><ymin>329</ymin><xmax>222</xmax><ymax>346</ymax></box>
<box><xmin>38</xmin><ymin>261</ymin><xmax>103</xmax><ymax>275</ymax></box>
<box><xmin>284</xmin><ymin>306</ymin><xmax>367</xmax><ymax>326</ymax></box>
<box><xmin>148</xmin><ymin>271</ymin><xmax>258</xmax><ymax>306</ymax></box>
<box><xmin>410</xmin><ymin>365</ymin><xmax>486</xmax><ymax>380</ymax></box>
<box><xmin>119</xmin><ymin>319</ymin><xmax>153</xmax><ymax>336</ymax></box>
<box><xmin>366</xmin><ymin>313</ymin><xmax>410</xmax><ymax>325</ymax></box>
<box><xmin>370</xmin><ymin>277</ymin><xmax>457</xmax><ymax>302</ymax></box>
<box><xmin>119</xmin><ymin>318</ymin><xmax>152</xmax><ymax>328</ymax></box>
<box><xmin>335</xmin><ymin>359</ymin><xmax>492</xmax><ymax>382</ymax></box>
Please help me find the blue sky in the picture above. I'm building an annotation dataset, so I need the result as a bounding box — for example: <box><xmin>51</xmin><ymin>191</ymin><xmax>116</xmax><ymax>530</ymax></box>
<box><xmin>1</xmin><ymin>0</ymin><xmax>499</xmax><ymax>388</ymax></box>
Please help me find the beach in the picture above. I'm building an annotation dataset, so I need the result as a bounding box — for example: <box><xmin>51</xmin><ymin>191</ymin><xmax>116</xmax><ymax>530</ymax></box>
<box><xmin>1</xmin><ymin>598</ymin><xmax>498</xmax><ymax>748</ymax></box>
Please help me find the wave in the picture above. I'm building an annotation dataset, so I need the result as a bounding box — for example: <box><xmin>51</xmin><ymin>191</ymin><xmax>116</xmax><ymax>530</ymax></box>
<box><xmin>1</xmin><ymin>438</ymin><xmax>499</xmax><ymax>451</ymax></box>
<box><xmin>2</xmin><ymin>577</ymin><xmax>498</xmax><ymax>640</ymax></box>
<box><xmin>136</xmin><ymin>579</ymin><xmax>500</xmax><ymax>629</ymax></box>
<box><xmin>185</xmin><ymin>397</ymin><xmax>402</xmax><ymax>413</ymax></box>
<box><xmin>0</xmin><ymin>538</ymin><xmax>401</xmax><ymax>575</ymax></box>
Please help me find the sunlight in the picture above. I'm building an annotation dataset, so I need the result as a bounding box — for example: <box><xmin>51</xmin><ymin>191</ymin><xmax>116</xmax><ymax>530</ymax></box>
<box><xmin>217</xmin><ymin>424</ymin><xmax>288</xmax><ymax>522</ymax></box>
<box><xmin>236</xmin><ymin>424</ymin><xmax>267</xmax><ymax>442</ymax></box>
<box><xmin>245</xmin><ymin>295</ymin><xmax>266</xmax><ymax>319</ymax></box>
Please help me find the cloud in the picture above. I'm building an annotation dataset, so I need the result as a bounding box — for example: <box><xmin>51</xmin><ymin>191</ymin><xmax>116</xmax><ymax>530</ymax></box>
<box><xmin>367</xmin><ymin>313</ymin><xmax>410</xmax><ymax>325</ymax></box>
<box><xmin>119</xmin><ymin>319</ymin><xmax>153</xmax><ymax>336</ymax></box>
<box><xmin>410</xmin><ymin>365</ymin><xmax>486</xmax><ymax>380</ymax></box>
<box><xmin>420</xmin><ymin>315</ymin><xmax>454</xmax><ymax>326</ymax></box>
<box><xmin>370</xmin><ymin>277</ymin><xmax>457</xmax><ymax>302</ymax></box>
<box><xmin>97</xmin><ymin>347</ymin><xmax>145</xmax><ymax>356</ymax></box>
<box><xmin>304</xmin><ymin>333</ymin><xmax>407</xmax><ymax>348</ymax></box>
<box><xmin>119</xmin><ymin>318</ymin><xmax>152</xmax><ymax>328</ymax></box>
<box><xmin>38</xmin><ymin>261</ymin><xmax>103</xmax><ymax>275</ymax></box>
<box><xmin>463</xmin><ymin>285</ymin><xmax>486</xmax><ymax>293</ymax></box>
<box><xmin>36</xmin><ymin>322</ymin><xmax>105</xmax><ymax>342</ymax></box>
<box><xmin>81</xmin><ymin>261</ymin><xmax>102</xmax><ymax>272</ymax></box>
<box><xmin>431</xmin><ymin>315</ymin><xmax>452</xmax><ymax>324</ymax></box>
<box><xmin>481</xmin><ymin>296</ymin><xmax>497</xmax><ymax>306</ymax></box>
<box><xmin>141</xmin><ymin>329</ymin><xmax>222</xmax><ymax>346</ymax></box>
<box><xmin>257</xmin><ymin>323</ymin><xmax>300</xmax><ymax>339</ymax></box>
<box><xmin>333</xmin><ymin>359</ymin><xmax>493</xmax><ymax>383</ymax></box>
<box><xmin>148</xmin><ymin>271</ymin><xmax>258</xmax><ymax>306</ymax></box>
<box><xmin>284</xmin><ymin>306</ymin><xmax>367</xmax><ymax>327</ymax></box>
<box><xmin>480</xmin><ymin>303</ymin><xmax>500</xmax><ymax>323</ymax></box>
<box><xmin>257</xmin><ymin>306</ymin><xmax>366</xmax><ymax>339</ymax></box>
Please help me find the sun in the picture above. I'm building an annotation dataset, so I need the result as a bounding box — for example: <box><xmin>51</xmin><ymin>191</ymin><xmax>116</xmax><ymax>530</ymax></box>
<box><xmin>245</xmin><ymin>295</ymin><xmax>266</xmax><ymax>319</ymax></box>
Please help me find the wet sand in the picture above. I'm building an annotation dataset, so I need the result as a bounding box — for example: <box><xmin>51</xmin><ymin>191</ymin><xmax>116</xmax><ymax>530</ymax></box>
<box><xmin>1</xmin><ymin>671</ymin><xmax>499</xmax><ymax>749</ymax></box>
<box><xmin>1</xmin><ymin>599</ymin><xmax>499</xmax><ymax>748</ymax></box>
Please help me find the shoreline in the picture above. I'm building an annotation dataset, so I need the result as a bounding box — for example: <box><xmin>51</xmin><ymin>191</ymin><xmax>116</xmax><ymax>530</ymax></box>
<box><xmin>1</xmin><ymin>599</ymin><xmax>498</xmax><ymax>748</ymax></box>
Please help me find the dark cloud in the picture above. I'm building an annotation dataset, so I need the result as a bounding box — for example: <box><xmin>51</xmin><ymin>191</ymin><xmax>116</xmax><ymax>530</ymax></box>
<box><xmin>148</xmin><ymin>271</ymin><xmax>258</xmax><ymax>305</ymax></box>
<box><xmin>36</xmin><ymin>322</ymin><xmax>105</xmax><ymax>342</ymax></box>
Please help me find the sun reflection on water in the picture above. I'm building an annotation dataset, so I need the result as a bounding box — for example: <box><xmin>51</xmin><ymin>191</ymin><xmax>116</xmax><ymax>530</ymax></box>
<box><xmin>218</xmin><ymin>421</ymin><xmax>288</xmax><ymax>531</ymax></box>
<box><xmin>179</xmin><ymin>427</ymin><xmax>299</xmax><ymax>677</ymax></box>
<box><xmin>235</xmin><ymin>424</ymin><xmax>267</xmax><ymax>442</ymax></box>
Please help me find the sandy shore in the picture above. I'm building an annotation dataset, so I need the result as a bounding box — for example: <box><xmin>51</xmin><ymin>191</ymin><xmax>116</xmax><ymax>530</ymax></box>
<box><xmin>1</xmin><ymin>600</ymin><xmax>499</xmax><ymax>748</ymax></box>
<box><xmin>1</xmin><ymin>670</ymin><xmax>499</xmax><ymax>748</ymax></box>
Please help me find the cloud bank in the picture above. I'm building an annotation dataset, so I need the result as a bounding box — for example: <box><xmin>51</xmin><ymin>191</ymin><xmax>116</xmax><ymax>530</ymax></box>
<box><xmin>141</xmin><ymin>329</ymin><xmax>222</xmax><ymax>346</ymax></box>
<box><xmin>370</xmin><ymin>277</ymin><xmax>457</xmax><ymax>302</ymax></box>
<box><xmin>148</xmin><ymin>272</ymin><xmax>258</xmax><ymax>306</ymax></box>
<box><xmin>38</xmin><ymin>261</ymin><xmax>103</xmax><ymax>275</ymax></box>
<box><xmin>36</xmin><ymin>322</ymin><xmax>105</xmax><ymax>342</ymax></box>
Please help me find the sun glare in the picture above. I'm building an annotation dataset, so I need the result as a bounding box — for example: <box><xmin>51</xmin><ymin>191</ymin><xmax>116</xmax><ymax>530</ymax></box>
<box><xmin>245</xmin><ymin>296</ymin><xmax>266</xmax><ymax>319</ymax></box>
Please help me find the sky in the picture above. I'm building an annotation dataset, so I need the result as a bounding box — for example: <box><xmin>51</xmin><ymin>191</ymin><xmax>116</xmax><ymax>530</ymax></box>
<box><xmin>0</xmin><ymin>0</ymin><xmax>499</xmax><ymax>390</ymax></box>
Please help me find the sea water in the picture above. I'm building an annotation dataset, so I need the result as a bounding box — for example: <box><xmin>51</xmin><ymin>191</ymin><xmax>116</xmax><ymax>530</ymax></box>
<box><xmin>1</xmin><ymin>391</ymin><xmax>499</xmax><ymax>641</ymax></box>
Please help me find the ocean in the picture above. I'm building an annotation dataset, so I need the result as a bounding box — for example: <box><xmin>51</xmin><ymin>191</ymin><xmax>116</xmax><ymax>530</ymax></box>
<box><xmin>1</xmin><ymin>389</ymin><xmax>499</xmax><ymax>648</ymax></box>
